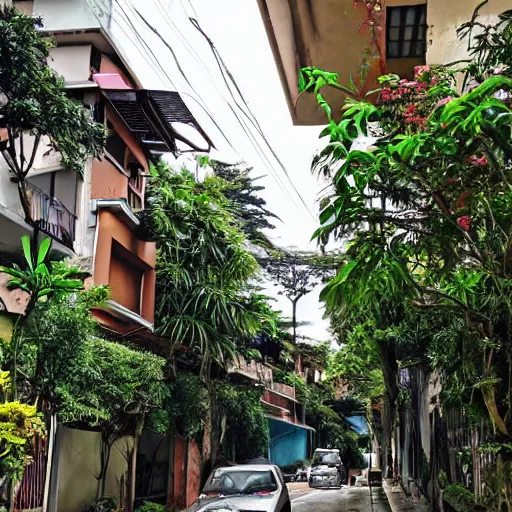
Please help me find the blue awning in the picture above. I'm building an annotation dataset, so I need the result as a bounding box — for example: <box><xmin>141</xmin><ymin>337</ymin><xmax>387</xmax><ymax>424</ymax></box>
<box><xmin>346</xmin><ymin>415</ymin><xmax>369</xmax><ymax>435</ymax></box>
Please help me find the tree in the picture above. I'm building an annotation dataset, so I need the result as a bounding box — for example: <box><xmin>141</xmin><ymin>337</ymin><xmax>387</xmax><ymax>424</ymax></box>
<box><xmin>302</xmin><ymin>6</ymin><xmax>512</xmax><ymax>503</ymax></box>
<box><xmin>0</xmin><ymin>7</ymin><xmax>104</xmax><ymax>221</ymax></box>
<box><xmin>142</xmin><ymin>163</ymin><xmax>265</xmax><ymax>374</ymax></box>
<box><xmin>211</xmin><ymin>160</ymin><xmax>279</xmax><ymax>248</ymax></box>
<box><xmin>0</xmin><ymin>235</ymin><xmax>84</xmax><ymax>399</ymax></box>
<box><xmin>263</xmin><ymin>250</ymin><xmax>338</xmax><ymax>344</ymax></box>
<box><xmin>24</xmin><ymin>288</ymin><xmax>168</xmax><ymax>507</ymax></box>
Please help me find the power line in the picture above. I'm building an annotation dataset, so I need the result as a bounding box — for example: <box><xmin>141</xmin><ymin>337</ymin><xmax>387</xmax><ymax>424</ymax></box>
<box><xmin>118</xmin><ymin>0</ymin><xmax>237</xmax><ymax>152</ymax></box>
<box><xmin>187</xmin><ymin>15</ymin><xmax>316</xmax><ymax>221</ymax></box>
<box><xmin>131</xmin><ymin>5</ymin><xmax>311</xmax><ymax>214</ymax></box>
<box><xmin>149</xmin><ymin>1</ymin><xmax>316</xmax><ymax>220</ymax></box>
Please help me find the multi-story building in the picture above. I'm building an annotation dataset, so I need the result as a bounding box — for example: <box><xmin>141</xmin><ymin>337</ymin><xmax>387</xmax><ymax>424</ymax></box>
<box><xmin>256</xmin><ymin>0</ymin><xmax>510</xmax><ymax>125</ymax></box>
<box><xmin>1</xmin><ymin>0</ymin><xmax>211</xmax><ymax>347</ymax></box>
<box><xmin>1</xmin><ymin>2</ymin><xmax>212</xmax><ymax>510</ymax></box>
<box><xmin>228</xmin><ymin>356</ymin><xmax>314</xmax><ymax>468</ymax></box>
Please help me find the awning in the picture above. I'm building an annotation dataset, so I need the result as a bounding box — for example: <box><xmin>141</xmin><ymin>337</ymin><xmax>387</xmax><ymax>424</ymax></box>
<box><xmin>266</xmin><ymin>414</ymin><xmax>316</xmax><ymax>432</ymax></box>
<box><xmin>346</xmin><ymin>415</ymin><xmax>369</xmax><ymax>435</ymax></box>
<box><xmin>99</xmin><ymin>84</ymin><xmax>213</xmax><ymax>155</ymax></box>
<box><xmin>93</xmin><ymin>73</ymin><xmax>133</xmax><ymax>90</ymax></box>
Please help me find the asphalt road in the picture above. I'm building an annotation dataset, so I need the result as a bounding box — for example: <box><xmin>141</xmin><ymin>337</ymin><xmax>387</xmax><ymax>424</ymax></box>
<box><xmin>288</xmin><ymin>482</ymin><xmax>393</xmax><ymax>512</ymax></box>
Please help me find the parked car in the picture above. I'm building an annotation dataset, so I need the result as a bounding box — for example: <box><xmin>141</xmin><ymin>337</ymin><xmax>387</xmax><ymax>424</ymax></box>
<box><xmin>282</xmin><ymin>472</ymin><xmax>296</xmax><ymax>483</ymax></box>
<box><xmin>308</xmin><ymin>448</ymin><xmax>344</xmax><ymax>489</ymax></box>
<box><xmin>188</xmin><ymin>463</ymin><xmax>292</xmax><ymax>512</ymax></box>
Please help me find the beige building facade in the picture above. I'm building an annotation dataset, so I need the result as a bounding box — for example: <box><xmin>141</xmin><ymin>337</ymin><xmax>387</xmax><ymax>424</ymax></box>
<box><xmin>256</xmin><ymin>0</ymin><xmax>509</xmax><ymax>125</ymax></box>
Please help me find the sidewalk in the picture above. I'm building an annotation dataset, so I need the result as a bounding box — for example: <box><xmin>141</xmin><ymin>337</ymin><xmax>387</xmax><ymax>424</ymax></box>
<box><xmin>383</xmin><ymin>480</ymin><xmax>429</xmax><ymax>512</ymax></box>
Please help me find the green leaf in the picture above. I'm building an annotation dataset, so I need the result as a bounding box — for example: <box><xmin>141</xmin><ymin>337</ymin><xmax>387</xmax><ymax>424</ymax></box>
<box><xmin>21</xmin><ymin>236</ymin><xmax>33</xmax><ymax>270</ymax></box>
<box><xmin>337</xmin><ymin>261</ymin><xmax>358</xmax><ymax>284</ymax></box>
<box><xmin>53</xmin><ymin>279</ymin><xmax>83</xmax><ymax>290</ymax></box>
<box><xmin>37</xmin><ymin>237</ymin><xmax>52</xmax><ymax>265</ymax></box>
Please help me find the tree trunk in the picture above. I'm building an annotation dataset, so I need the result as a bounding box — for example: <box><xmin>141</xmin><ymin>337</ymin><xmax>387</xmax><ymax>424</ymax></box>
<box><xmin>17</xmin><ymin>179</ymin><xmax>32</xmax><ymax>223</ymax></box>
<box><xmin>379</xmin><ymin>341</ymin><xmax>399</xmax><ymax>479</ymax></box>
<box><xmin>97</xmin><ymin>439</ymin><xmax>112</xmax><ymax>499</ymax></box>
<box><xmin>292</xmin><ymin>299</ymin><xmax>303</xmax><ymax>373</ymax></box>
<box><xmin>292</xmin><ymin>299</ymin><xmax>297</xmax><ymax>345</ymax></box>
<box><xmin>127</xmin><ymin>416</ymin><xmax>144</xmax><ymax>512</ymax></box>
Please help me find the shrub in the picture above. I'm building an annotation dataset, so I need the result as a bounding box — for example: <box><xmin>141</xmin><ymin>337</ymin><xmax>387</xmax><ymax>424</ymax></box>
<box><xmin>0</xmin><ymin>401</ymin><xmax>45</xmax><ymax>481</ymax></box>
<box><xmin>136</xmin><ymin>502</ymin><xmax>166</xmax><ymax>512</ymax></box>
<box><xmin>443</xmin><ymin>484</ymin><xmax>475</xmax><ymax>512</ymax></box>
<box><xmin>84</xmin><ymin>497</ymin><xmax>117</xmax><ymax>512</ymax></box>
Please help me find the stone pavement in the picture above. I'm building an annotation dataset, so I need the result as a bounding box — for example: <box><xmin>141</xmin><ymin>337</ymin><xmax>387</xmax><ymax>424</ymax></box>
<box><xmin>383</xmin><ymin>480</ymin><xmax>429</xmax><ymax>512</ymax></box>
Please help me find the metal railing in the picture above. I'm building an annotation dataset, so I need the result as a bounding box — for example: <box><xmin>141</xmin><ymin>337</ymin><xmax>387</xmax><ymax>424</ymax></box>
<box><xmin>27</xmin><ymin>182</ymin><xmax>76</xmax><ymax>250</ymax></box>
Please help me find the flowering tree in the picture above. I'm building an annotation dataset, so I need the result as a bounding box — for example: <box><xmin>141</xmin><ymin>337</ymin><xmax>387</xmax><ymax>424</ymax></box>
<box><xmin>303</xmin><ymin>27</ymin><xmax>512</xmax><ymax>499</ymax></box>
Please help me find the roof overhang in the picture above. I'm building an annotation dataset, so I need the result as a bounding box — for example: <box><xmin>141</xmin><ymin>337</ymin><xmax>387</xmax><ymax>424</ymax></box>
<box><xmin>266</xmin><ymin>414</ymin><xmax>316</xmax><ymax>432</ymax></box>
<box><xmin>99</xmin><ymin>87</ymin><xmax>213</xmax><ymax>157</ymax></box>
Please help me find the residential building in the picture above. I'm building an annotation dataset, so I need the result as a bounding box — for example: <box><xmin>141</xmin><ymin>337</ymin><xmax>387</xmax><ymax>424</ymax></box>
<box><xmin>256</xmin><ymin>0</ymin><xmax>511</xmax><ymax>125</ymax></box>
<box><xmin>1</xmin><ymin>0</ymin><xmax>210</xmax><ymax>346</ymax></box>
<box><xmin>228</xmin><ymin>355</ymin><xmax>315</xmax><ymax>468</ymax></box>
<box><xmin>1</xmin><ymin>1</ymin><xmax>211</xmax><ymax>510</ymax></box>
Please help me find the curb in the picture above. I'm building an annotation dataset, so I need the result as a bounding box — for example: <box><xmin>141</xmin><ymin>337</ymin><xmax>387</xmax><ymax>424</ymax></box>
<box><xmin>383</xmin><ymin>480</ymin><xmax>429</xmax><ymax>512</ymax></box>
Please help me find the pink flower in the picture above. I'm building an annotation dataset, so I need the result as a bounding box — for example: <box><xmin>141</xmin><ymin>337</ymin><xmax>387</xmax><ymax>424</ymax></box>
<box><xmin>457</xmin><ymin>216</ymin><xmax>471</xmax><ymax>231</ymax></box>
<box><xmin>414</xmin><ymin>66</ymin><xmax>430</xmax><ymax>79</ymax></box>
<box><xmin>436</xmin><ymin>96</ymin><xmax>454</xmax><ymax>107</ymax></box>
<box><xmin>467</xmin><ymin>155</ymin><xmax>488</xmax><ymax>166</ymax></box>
<box><xmin>447</xmin><ymin>177</ymin><xmax>458</xmax><ymax>184</ymax></box>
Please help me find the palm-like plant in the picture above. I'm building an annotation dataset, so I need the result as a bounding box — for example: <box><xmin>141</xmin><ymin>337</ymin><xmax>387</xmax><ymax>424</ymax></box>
<box><xmin>0</xmin><ymin>235</ymin><xmax>84</xmax><ymax>399</ymax></box>
<box><xmin>143</xmin><ymin>164</ymin><xmax>266</xmax><ymax>376</ymax></box>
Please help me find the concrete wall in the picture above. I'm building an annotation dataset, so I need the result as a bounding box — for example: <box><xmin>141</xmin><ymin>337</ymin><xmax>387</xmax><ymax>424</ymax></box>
<box><xmin>427</xmin><ymin>0</ymin><xmax>511</xmax><ymax>66</ymax></box>
<box><xmin>53</xmin><ymin>426</ymin><xmax>133</xmax><ymax>512</ymax></box>
<box><xmin>32</xmin><ymin>0</ymin><xmax>102</xmax><ymax>31</ymax></box>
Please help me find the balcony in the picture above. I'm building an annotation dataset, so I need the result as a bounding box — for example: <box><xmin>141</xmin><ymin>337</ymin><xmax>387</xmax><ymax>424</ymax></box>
<box><xmin>227</xmin><ymin>355</ymin><xmax>273</xmax><ymax>384</ymax></box>
<box><xmin>26</xmin><ymin>182</ymin><xmax>76</xmax><ymax>250</ymax></box>
<box><xmin>270</xmin><ymin>382</ymin><xmax>296</xmax><ymax>401</ymax></box>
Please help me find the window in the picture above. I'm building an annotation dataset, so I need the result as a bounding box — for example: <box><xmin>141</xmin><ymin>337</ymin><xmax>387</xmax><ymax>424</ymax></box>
<box><xmin>126</xmin><ymin>151</ymin><xmax>144</xmax><ymax>210</ymax></box>
<box><xmin>386</xmin><ymin>5</ymin><xmax>427</xmax><ymax>59</ymax></box>
<box><xmin>109</xmin><ymin>241</ymin><xmax>144</xmax><ymax>314</ymax></box>
<box><xmin>105</xmin><ymin>120</ymin><xmax>128</xmax><ymax>169</ymax></box>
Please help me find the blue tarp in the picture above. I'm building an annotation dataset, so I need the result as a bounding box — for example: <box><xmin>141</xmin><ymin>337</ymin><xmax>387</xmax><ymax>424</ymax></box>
<box><xmin>346</xmin><ymin>415</ymin><xmax>369</xmax><ymax>435</ymax></box>
<box><xmin>268</xmin><ymin>418</ymin><xmax>311</xmax><ymax>467</ymax></box>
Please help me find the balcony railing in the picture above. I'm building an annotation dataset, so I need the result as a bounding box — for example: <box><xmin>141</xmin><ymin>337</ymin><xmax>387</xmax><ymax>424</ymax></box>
<box><xmin>270</xmin><ymin>382</ymin><xmax>296</xmax><ymax>400</ymax></box>
<box><xmin>27</xmin><ymin>183</ymin><xmax>76</xmax><ymax>250</ymax></box>
<box><xmin>227</xmin><ymin>355</ymin><xmax>273</xmax><ymax>384</ymax></box>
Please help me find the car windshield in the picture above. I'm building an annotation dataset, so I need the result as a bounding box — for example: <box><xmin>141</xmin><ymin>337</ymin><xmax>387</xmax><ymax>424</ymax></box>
<box><xmin>313</xmin><ymin>452</ymin><xmax>339</xmax><ymax>465</ymax></box>
<box><xmin>202</xmin><ymin>468</ymin><xmax>277</xmax><ymax>495</ymax></box>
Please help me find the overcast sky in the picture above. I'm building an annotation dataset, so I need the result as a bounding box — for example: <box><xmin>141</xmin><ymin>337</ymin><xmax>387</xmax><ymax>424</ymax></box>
<box><xmin>103</xmin><ymin>0</ymin><xmax>332</xmax><ymax>341</ymax></box>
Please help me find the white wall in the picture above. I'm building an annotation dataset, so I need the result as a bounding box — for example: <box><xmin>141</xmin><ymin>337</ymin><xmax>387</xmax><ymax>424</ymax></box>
<box><xmin>427</xmin><ymin>0</ymin><xmax>511</xmax><ymax>66</ymax></box>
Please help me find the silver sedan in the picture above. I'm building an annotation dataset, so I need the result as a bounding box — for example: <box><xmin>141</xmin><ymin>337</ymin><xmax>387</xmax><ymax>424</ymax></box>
<box><xmin>188</xmin><ymin>464</ymin><xmax>291</xmax><ymax>512</ymax></box>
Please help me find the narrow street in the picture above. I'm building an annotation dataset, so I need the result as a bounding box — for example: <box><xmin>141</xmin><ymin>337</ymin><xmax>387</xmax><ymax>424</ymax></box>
<box><xmin>288</xmin><ymin>482</ymin><xmax>392</xmax><ymax>512</ymax></box>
